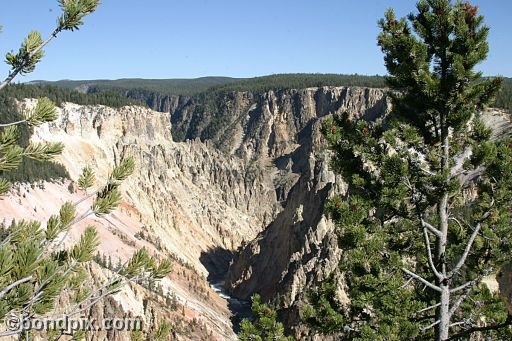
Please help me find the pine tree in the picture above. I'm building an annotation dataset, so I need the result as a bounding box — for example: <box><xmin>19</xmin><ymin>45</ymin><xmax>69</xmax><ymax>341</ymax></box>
<box><xmin>238</xmin><ymin>294</ymin><xmax>293</xmax><ymax>341</ymax></box>
<box><xmin>0</xmin><ymin>1</ymin><xmax>172</xmax><ymax>338</ymax></box>
<box><xmin>305</xmin><ymin>1</ymin><xmax>512</xmax><ymax>340</ymax></box>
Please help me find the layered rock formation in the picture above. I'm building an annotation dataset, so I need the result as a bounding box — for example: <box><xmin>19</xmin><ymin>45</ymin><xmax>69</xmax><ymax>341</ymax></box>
<box><xmin>198</xmin><ymin>87</ymin><xmax>390</xmax><ymax>336</ymax></box>
<box><xmin>7</xmin><ymin>100</ymin><xmax>270</xmax><ymax>339</ymax></box>
<box><xmin>7</xmin><ymin>86</ymin><xmax>509</xmax><ymax>339</ymax></box>
<box><xmin>21</xmin><ymin>87</ymin><xmax>390</xmax><ymax>338</ymax></box>
<box><xmin>28</xmin><ymin>101</ymin><xmax>278</xmax><ymax>273</ymax></box>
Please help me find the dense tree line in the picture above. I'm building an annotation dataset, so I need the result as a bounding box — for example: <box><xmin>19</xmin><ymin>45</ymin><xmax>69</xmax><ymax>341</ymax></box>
<box><xmin>40</xmin><ymin>74</ymin><xmax>512</xmax><ymax>113</ymax></box>
<box><xmin>3</xmin><ymin>83</ymin><xmax>144</xmax><ymax>108</ymax></box>
<box><xmin>39</xmin><ymin>76</ymin><xmax>238</xmax><ymax>97</ymax></box>
<box><xmin>208</xmin><ymin>73</ymin><xmax>387</xmax><ymax>93</ymax></box>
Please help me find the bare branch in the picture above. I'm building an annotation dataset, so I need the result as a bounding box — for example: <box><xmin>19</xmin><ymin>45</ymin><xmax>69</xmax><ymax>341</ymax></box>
<box><xmin>0</xmin><ymin>276</ymin><xmax>33</xmax><ymax>299</ymax></box>
<box><xmin>0</xmin><ymin>329</ymin><xmax>21</xmax><ymax>337</ymax></box>
<box><xmin>449</xmin><ymin>319</ymin><xmax>471</xmax><ymax>328</ymax></box>
<box><xmin>421</xmin><ymin>218</ymin><xmax>442</xmax><ymax>237</ymax></box>
<box><xmin>401</xmin><ymin>267</ymin><xmax>442</xmax><ymax>292</ymax></box>
<box><xmin>420</xmin><ymin>319</ymin><xmax>440</xmax><ymax>331</ymax></box>
<box><xmin>450</xmin><ymin>279</ymin><xmax>477</xmax><ymax>294</ymax></box>
<box><xmin>449</xmin><ymin>289</ymin><xmax>474</xmax><ymax>318</ymax></box>
<box><xmin>446</xmin><ymin>316</ymin><xmax>512</xmax><ymax>340</ymax></box>
<box><xmin>399</xmin><ymin>277</ymin><xmax>414</xmax><ymax>289</ymax></box>
<box><xmin>416</xmin><ymin>302</ymin><xmax>441</xmax><ymax>315</ymax></box>
<box><xmin>0</xmin><ymin>120</ymin><xmax>27</xmax><ymax>128</ymax></box>
<box><xmin>448</xmin><ymin>216</ymin><xmax>471</xmax><ymax>231</ymax></box>
<box><xmin>448</xmin><ymin>204</ymin><xmax>493</xmax><ymax>279</ymax></box>
<box><xmin>423</xmin><ymin>227</ymin><xmax>443</xmax><ymax>280</ymax></box>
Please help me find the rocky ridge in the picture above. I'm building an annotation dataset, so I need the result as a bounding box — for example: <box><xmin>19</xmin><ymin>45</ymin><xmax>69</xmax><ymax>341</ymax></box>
<box><xmin>7</xmin><ymin>85</ymin><xmax>510</xmax><ymax>339</ymax></box>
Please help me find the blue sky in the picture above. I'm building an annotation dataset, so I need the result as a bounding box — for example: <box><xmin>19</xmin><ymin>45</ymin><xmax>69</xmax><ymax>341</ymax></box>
<box><xmin>0</xmin><ymin>0</ymin><xmax>510</xmax><ymax>81</ymax></box>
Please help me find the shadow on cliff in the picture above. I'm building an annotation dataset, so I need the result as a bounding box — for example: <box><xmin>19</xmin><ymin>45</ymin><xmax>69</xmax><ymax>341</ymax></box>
<box><xmin>200</xmin><ymin>247</ymin><xmax>233</xmax><ymax>283</ymax></box>
<box><xmin>200</xmin><ymin>247</ymin><xmax>252</xmax><ymax>334</ymax></box>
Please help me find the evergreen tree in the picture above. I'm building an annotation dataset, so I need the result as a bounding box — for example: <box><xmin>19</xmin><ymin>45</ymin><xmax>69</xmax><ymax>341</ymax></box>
<box><xmin>238</xmin><ymin>294</ymin><xmax>293</xmax><ymax>341</ymax></box>
<box><xmin>305</xmin><ymin>1</ymin><xmax>512</xmax><ymax>340</ymax></box>
<box><xmin>0</xmin><ymin>1</ymin><xmax>172</xmax><ymax>338</ymax></box>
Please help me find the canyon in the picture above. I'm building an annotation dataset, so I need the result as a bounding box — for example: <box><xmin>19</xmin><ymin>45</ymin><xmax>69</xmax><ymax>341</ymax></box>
<box><xmin>3</xmin><ymin>86</ymin><xmax>511</xmax><ymax>339</ymax></box>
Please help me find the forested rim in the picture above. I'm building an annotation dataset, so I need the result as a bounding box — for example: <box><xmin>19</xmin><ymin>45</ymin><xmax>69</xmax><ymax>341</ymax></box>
<box><xmin>0</xmin><ymin>74</ymin><xmax>509</xmax><ymax>185</ymax></box>
<box><xmin>199</xmin><ymin>74</ymin><xmax>511</xmax><ymax>111</ymax></box>
<box><xmin>37</xmin><ymin>73</ymin><xmax>512</xmax><ymax>112</ymax></box>
<box><xmin>2</xmin><ymin>83</ymin><xmax>145</xmax><ymax>108</ymax></box>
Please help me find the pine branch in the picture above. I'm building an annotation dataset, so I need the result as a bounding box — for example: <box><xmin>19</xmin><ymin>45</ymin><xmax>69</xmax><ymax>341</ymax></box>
<box><xmin>446</xmin><ymin>315</ymin><xmax>512</xmax><ymax>340</ymax></box>
<box><xmin>66</xmin><ymin>274</ymin><xmax>142</xmax><ymax>319</ymax></box>
<box><xmin>0</xmin><ymin>27</ymin><xmax>61</xmax><ymax>90</ymax></box>
<box><xmin>0</xmin><ymin>275</ymin><xmax>33</xmax><ymax>299</ymax></box>
<box><xmin>447</xmin><ymin>202</ymin><xmax>493</xmax><ymax>279</ymax></box>
<box><xmin>49</xmin><ymin>209</ymin><xmax>92</xmax><ymax>253</ymax></box>
<box><xmin>401</xmin><ymin>267</ymin><xmax>442</xmax><ymax>292</ymax></box>
<box><xmin>27</xmin><ymin>260</ymin><xmax>77</xmax><ymax>309</ymax></box>
<box><xmin>53</xmin><ymin>257</ymin><xmax>131</xmax><ymax>317</ymax></box>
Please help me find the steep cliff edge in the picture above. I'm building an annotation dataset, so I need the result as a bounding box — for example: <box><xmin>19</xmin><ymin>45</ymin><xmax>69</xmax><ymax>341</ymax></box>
<box><xmin>28</xmin><ymin>101</ymin><xmax>278</xmax><ymax>274</ymax></box>
<box><xmin>9</xmin><ymin>100</ymin><xmax>281</xmax><ymax>339</ymax></box>
<box><xmin>190</xmin><ymin>87</ymin><xmax>390</xmax><ymax>335</ymax></box>
<box><xmin>10</xmin><ymin>86</ymin><xmax>509</xmax><ymax>339</ymax></box>
<box><xmin>29</xmin><ymin>86</ymin><xmax>390</xmax><ymax>337</ymax></box>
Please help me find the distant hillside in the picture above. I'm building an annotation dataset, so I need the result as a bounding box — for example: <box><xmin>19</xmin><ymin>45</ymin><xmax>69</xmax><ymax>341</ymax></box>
<box><xmin>30</xmin><ymin>77</ymin><xmax>241</xmax><ymax>97</ymax></box>
<box><xmin>32</xmin><ymin>74</ymin><xmax>386</xmax><ymax>96</ymax></box>
<box><xmin>206</xmin><ymin>74</ymin><xmax>386</xmax><ymax>94</ymax></box>
<box><xmin>4</xmin><ymin>83</ymin><xmax>144</xmax><ymax>108</ymax></box>
<box><xmin>494</xmin><ymin>77</ymin><xmax>512</xmax><ymax>112</ymax></box>
<box><xmin>29</xmin><ymin>74</ymin><xmax>512</xmax><ymax>112</ymax></box>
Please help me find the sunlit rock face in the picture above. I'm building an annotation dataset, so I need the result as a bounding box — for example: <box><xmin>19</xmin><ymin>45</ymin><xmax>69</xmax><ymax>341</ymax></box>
<box><xmin>16</xmin><ymin>87</ymin><xmax>510</xmax><ymax>339</ymax></box>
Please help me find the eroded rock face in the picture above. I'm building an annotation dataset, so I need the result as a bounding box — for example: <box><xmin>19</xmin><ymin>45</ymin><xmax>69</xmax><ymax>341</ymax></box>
<box><xmin>28</xmin><ymin>87</ymin><xmax>389</xmax><ymax>337</ymax></box>
<box><xmin>202</xmin><ymin>88</ymin><xmax>388</xmax><ymax>336</ymax></box>
<box><xmin>22</xmin><ymin>100</ymin><xmax>270</xmax><ymax>339</ymax></box>
<box><xmin>22</xmin><ymin>87</ymin><xmax>510</xmax><ymax>338</ymax></box>
<box><xmin>30</xmin><ymin>101</ymin><xmax>278</xmax><ymax>274</ymax></box>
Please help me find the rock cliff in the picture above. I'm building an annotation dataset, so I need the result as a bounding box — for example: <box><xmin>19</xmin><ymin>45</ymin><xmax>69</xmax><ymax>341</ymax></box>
<box><xmin>197</xmin><ymin>87</ymin><xmax>390</xmax><ymax>335</ymax></box>
<box><xmin>7</xmin><ymin>86</ymin><xmax>510</xmax><ymax>339</ymax></box>
<box><xmin>23</xmin><ymin>86</ymin><xmax>390</xmax><ymax>337</ymax></box>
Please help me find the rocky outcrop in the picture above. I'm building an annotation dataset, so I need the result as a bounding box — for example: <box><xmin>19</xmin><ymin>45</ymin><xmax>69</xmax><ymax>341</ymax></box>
<box><xmin>170</xmin><ymin>87</ymin><xmax>388</xmax><ymax>157</ymax></box>
<box><xmin>11</xmin><ymin>86</ymin><xmax>511</xmax><ymax>339</ymax></box>
<box><xmin>87</xmin><ymin>86</ymin><xmax>192</xmax><ymax>114</ymax></box>
<box><xmin>28</xmin><ymin>86</ymin><xmax>389</xmax><ymax>337</ymax></box>
<box><xmin>29</xmin><ymin>101</ymin><xmax>278</xmax><ymax>273</ymax></box>
<box><xmin>191</xmin><ymin>87</ymin><xmax>389</xmax><ymax>335</ymax></box>
<box><xmin>121</xmin><ymin>89</ymin><xmax>190</xmax><ymax>114</ymax></box>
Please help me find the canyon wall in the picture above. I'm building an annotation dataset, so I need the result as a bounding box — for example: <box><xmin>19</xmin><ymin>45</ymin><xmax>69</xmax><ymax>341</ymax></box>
<box><xmin>11</xmin><ymin>86</ymin><xmax>510</xmax><ymax>339</ymax></box>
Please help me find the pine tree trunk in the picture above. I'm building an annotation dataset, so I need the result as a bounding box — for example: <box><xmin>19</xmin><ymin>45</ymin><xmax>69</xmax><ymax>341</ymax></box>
<box><xmin>435</xmin><ymin>113</ymin><xmax>451</xmax><ymax>340</ymax></box>
<box><xmin>438</xmin><ymin>284</ymin><xmax>450</xmax><ymax>340</ymax></box>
